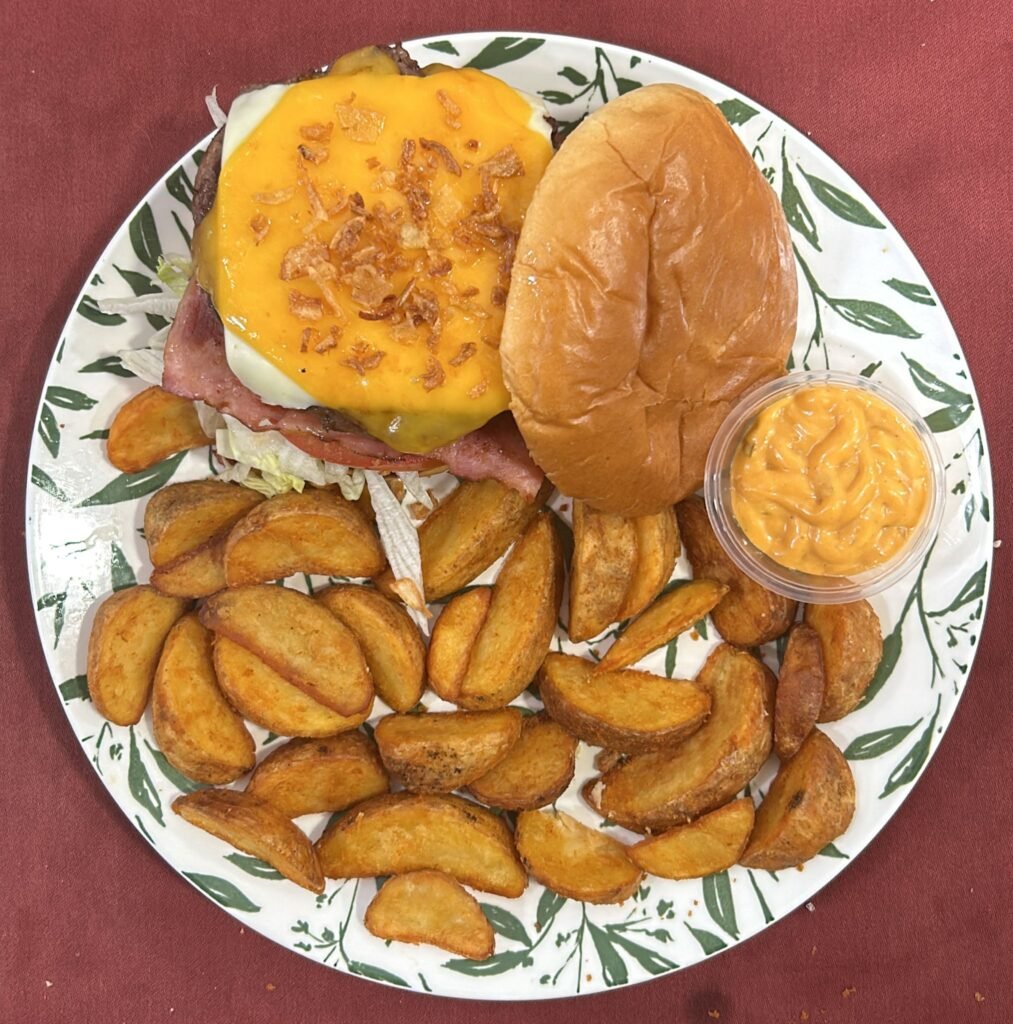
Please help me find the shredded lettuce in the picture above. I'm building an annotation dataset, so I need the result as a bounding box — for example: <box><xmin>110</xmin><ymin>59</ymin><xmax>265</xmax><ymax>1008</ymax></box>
<box><xmin>98</xmin><ymin>294</ymin><xmax>180</xmax><ymax>318</ymax></box>
<box><xmin>206</xmin><ymin>86</ymin><xmax>227</xmax><ymax>128</ymax></box>
<box><xmin>156</xmin><ymin>254</ymin><xmax>194</xmax><ymax>296</ymax></box>
<box><xmin>118</xmin><ymin>325</ymin><xmax>170</xmax><ymax>384</ymax></box>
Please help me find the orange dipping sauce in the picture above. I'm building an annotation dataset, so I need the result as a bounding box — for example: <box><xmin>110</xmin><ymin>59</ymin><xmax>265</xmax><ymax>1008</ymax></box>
<box><xmin>730</xmin><ymin>384</ymin><xmax>931</xmax><ymax>576</ymax></box>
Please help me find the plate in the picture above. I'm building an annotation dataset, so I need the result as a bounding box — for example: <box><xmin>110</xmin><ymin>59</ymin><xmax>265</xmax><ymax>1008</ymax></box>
<box><xmin>25</xmin><ymin>31</ymin><xmax>994</xmax><ymax>999</ymax></box>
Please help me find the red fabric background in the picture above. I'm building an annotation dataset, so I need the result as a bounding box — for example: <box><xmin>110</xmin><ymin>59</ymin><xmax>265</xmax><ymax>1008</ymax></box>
<box><xmin>2</xmin><ymin>2</ymin><xmax>1010</xmax><ymax>1021</ymax></box>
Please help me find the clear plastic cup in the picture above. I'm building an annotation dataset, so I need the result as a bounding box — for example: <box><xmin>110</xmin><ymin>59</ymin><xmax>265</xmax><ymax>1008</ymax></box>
<box><xmin>703</xmin><ymin>370</ymin><xmax>945</xmax><ymax>604</ymax></box>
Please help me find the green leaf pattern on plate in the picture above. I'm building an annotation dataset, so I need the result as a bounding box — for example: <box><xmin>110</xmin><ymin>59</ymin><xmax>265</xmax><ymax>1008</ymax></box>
<box><xmin>23</xmin><ymin>33</ymin><xmax>992</xmax><ymax>998</ymax></box>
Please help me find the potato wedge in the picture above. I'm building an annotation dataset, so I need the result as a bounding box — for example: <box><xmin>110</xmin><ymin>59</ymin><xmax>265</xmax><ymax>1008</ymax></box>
<box><xmin>427</xmin><ymin>588</ymin><xmax>491</xmax><ymax>702</ymax></box>
<box><xmin>539</xmin><ymin>653</ymin><xmax>710</xmax><ymax>754</ymax></box>
<box><xmin>87</xmin><ymin>586</ymin><xmax>192</xmax><ymax>725</ymax></box>
<box><xmin>150</xmin><ymin>536</ymin><xmax>228</xmax><ymax>599</ymax></box>
<box><xmin>107</xmin><ymin>386</ymin><xmax>209</xmax><ymax>473</ymax></box>
<box><xmin>412</xmin><ymin>478</ymin><xmax>552</xmax><ymax>601</ymax></box>
<box><xmin>568</xmin><ymin>501</ymin><xmax>638</xmax><ymax>641</ymax></box>
<box><xmin>740</xmin><ymin>729</ymin><xmax>856</xmax><ymax>870</ymax></box>
<box><xmin>224</xmin><ymin>488</ymin><xmax>384</xmax><ymax>586</ymax></box>
<box><xmin>456</xmin><ymin>513</ymin><xmax>564</xmax><ymax>709</ymax></box>
<box><xmin>364</xmin><ymin>870</ymin><xmax>494</xmax><ymax>961</ymax></box>
<box><xmin>587</xmin><ymin>644</ymin><xmax>773</xmax><ymax>833</ymax></box>
<box><xmin>774</xmin><ymin>623</ymin><xmax>825</xmax><ymax>759</ymax></box>
<box><xmin>594</xmin><ymin>749</ymin><xmax>625</xmax><ymax>773</ymax></box>
<box><xmin>200</xmin><ymin>585</ymin><xmax>372</xmax><ymax>716</ymax></box>
<box><xmin>374</xmin><ymin>709</ymin><xmax>522</xmax><ymax>793</ymax></box>
<box><xmin>173</xmin><ymin>789</ymin><xmax>324</xmax><ymax>893</ymax></box>
<box><xmin>213</xmin><ymin>637</ymin><xmax>371</xmax><ymax>737</ymax></box>
<box><xmin>597</xmin><ymin>579</ymin><xmax>729</xmax><ymax>671</ymax></box>
<box><xmin>467</xmin><ymin>712</ymin><xmax>577</xmax><ymax>810</ymax></box>
<box><xmin>616</xmin><ymin>507</ymin><xmax>681</xmax><ymax>621</ymax></box>
<box><xmin>676</xmin><ymin>496</ymin><xmax>796</xmax><ymax>645</ymax></box>
<box><xmin>152</xmin><ymin>613</ymin><xmax>254</xmax><ymax>783</ymax></box>
<box><xmin>144</xmin><ymin>480</ymin><xmax>263</xmax><ymax>568</ymax></box>
<box><xmin>804</xmin><ymin>601</ymin><xmax>883</xmax><ymax>721</ymax></box>
<box><xmin>515</xmin><ymin>810</ymin><xmax>642</xmax><ymax>904</ymax></box>
<box><xmin>315</xmin><ymin>792</ymin><xmax>527</xmax><ymax>897</ymax></box>
<box><xmin>629</xmin><ymin>798</ymin><xmax>755</xmax><ymax>879</ymax></box>
<box><xmin>316</xmin><ymin>584</ymin><xmax>425</xmax><ymax>712</ymax></box>
<box><xmin>246</xmin><ymin>733</ymin><xmax>388</xmax><ymax>817</ymax></box>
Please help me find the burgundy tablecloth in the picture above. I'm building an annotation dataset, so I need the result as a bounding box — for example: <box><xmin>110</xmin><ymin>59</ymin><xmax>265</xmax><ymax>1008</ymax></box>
<box><xmin>3</xmin><ymin>2</ymin><xmax>1010</xmax><ymax>1021</ymax></box>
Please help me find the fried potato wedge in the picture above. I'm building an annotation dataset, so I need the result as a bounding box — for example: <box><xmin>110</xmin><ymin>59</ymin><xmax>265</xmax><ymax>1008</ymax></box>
<box><xmin>224</xmin><ymin>489</ymin><xmax>385</xmax><ymax>586</ymax></box>
<box><xmin>629</xmin><ymin>798</ymin><xmax>755</xmax><ymax>879</ymax></box>
<box><xmin>152</xmin><ymin>613</ymin><xmax>254</xmax><ymax>783</ymax></box>
<box><xmin>676</xmin><ymin>496</ymin><xmax>796</xmax><ymax>646</ymax></box>
<box><xmin>246</xmin><ymin>733</ymin><xmax>388</xmax><ymax>817</ymax></box>
<box><xmin>316</xmin><ymin>584</ymin><xmax>425</xmax><ymax>712</ymax></box>
<box><xmin>107</xmin><ymin>386</ymin><xmax>210</xmax><ymax>473</ymax></box>
<box><xmin>457</xmin><ymin>513</ymin><xmax>564</xmax><ymax>709</ymax></box>
<box><xmin>87</xmin><ymin>585</ymin><xmax>192</xmax><ymax>725</ymax></box>
<box><xmin>804</xmin><ymin>601</ymin><xmax>883</xmax><ymax>721</ymax></box>
<box><xmin>213</xmin><ymin>637</ymin><xmax>371</xmax><ymax>737</ymax></box>
<box><xmin>515</xmin><ymin>810</ymin><xmax>642</xmax><ymax>904</ymax></box>
<box><xmin>740</xmin><ymin>729</ymin><xmax>856</xmax><ymax>870</ymax></box>
<box><xmin>597</xmin><ymin>579</ymin><xmax>729</xmax><ymax>672</ymax></box>
<box><xmin>200</xmin><ymin>585</ymin><xmax>372</xmax><ymax>716</ymax></box>
<box><xmin>587</xmin><ymin>644</ymin><xmax>773</xmax><ymax>833</ymax></box>
<box><xmin>315</xmin><ymin>792</ymin><xmax>527</xmax><ymax>897</ymax></box>
<box><xmin>467</xmin><ymin>712</ymin><xmax>577</xmax><ymax>810</ymax></box>
<box><xmin>413</xmin><ymin>478</ymin><xmax>552</xmax><ymax>601</ymax></box>
<box><xmin>174</xmin><ymin>789</ymin><xmax>324</xmax><ymax>893</ymax></box>
<box><xmin>150</xmin><ymin>537</ymin><xmax>228</xmax><ymax>599</ymax></box>
<box><xmin>774</xmin><ymin>623</ymin><xmax>825</xmax><ymax>759</ymax></box>
<box><xmin>144</xmin><ymin>480</ymin><xmax>263</xmax><ymax>568</ymax></box>
<box><xmin>539</xmin><ymin>653</ymin><xmax>711</xmax><ymax>754</ymax></box>
<box><xmin>364</xmin><ymin>870</ymin><xmax>494</xmax><ymax>961</ymax></box>
<box><xmin>374</xmin><ymin>709</ymin><xmax>522</xmax><ymax>793</ymax></box>
<box><xmin>568</xmin><ymin>502</ymin><xmax>638</xmax><ymax>641</ymax></box>
<box><xmin>616</xmin><ymin>507</ymin><xmax>681</xmax><ymax>621</ymax></box>
<box><xmin>427</xmin><ymin>588</ymin><xmax>492</xmax><ymax>702</ymax></box>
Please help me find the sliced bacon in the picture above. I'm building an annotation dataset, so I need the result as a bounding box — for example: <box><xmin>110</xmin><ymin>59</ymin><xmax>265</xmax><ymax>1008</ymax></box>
<box><xmin>161</xmin><ymin>279</ymin><xmax>544</xmax><ymax>496</ymax></box>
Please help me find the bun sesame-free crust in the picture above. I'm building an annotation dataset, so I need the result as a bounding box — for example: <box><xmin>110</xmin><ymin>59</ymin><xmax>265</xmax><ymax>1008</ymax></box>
<box><xmin>500</xmin><ymin>84</ymin><xmax>797</xmax><ymax>515</ymax></box>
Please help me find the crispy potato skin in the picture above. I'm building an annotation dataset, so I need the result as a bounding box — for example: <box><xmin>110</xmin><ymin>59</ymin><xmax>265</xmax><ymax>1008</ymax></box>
<box><xmin>152</xmin><ymin>613</ymin><xmax>254</xmax><ymax>784</ymax></box>
<box><xmin>568</xmin><ymin>501</ymin><xmax>638</xmax><ymax>641</ymax></box>
<box><xmin>515</xmin><ymin>810</ymin><xmax>642</xmax><ymax>904</ymax></box>
<box><xmin>774</xmin><ymin>623</ymin><xmax>825</xmax><ymax>759</ymax></box>
<box><xmin>427</xmin><ymin>588</ymin><xmax>492</xmax><ymax>702</ymax></box>
<box><xmin>616</xmin><ymin>507</ymin><xmax>681</xmax><ymax>621</ymax></box>
<box><xmin>364</xmin><ymin>870</ymin><xmax>495</xmax><ymax>961</ymax></box>
<box><xmin>467</xmin><ymin>712</ymin><xmax>577</xmax><ymax>810</ymax></box>
<box><xmin>412</xmin><ymin>478</ymin><xmax>553</xmax><ymax>601</ymax></box>
<box><xmin>676</xmin><ymin>496</ymin><xmax>796</xmax><ymax>645</ymax></box>
<box><xmin>144</xmin><ymin>480</ymin><xmax>263</xmax><ymax>568</ymax></box>
<box><xmin>374</xmin><ymin>709</ymin><xmax>522</xmax><ymax>793</ymax></box>
<box><xmin>804</xmin><ymin>601</ymin><xmax>884</xmax><ymax>721</ymax></box>
<box><xmin>213</xmin><ymin>637</ymin><xmax>371</xmax><ymax>737</ymax></box>
<box><xmin>87</xmin><ymin>586</ymin><xmax>192</xmax><ymax>725</ymax></box>
<box><xmin>315</xmin><ymin>792</ymin><xmax>527</xmax><ymax>897</ymax></box>
<box><xmin>588</xmin><ymin>644</ymin><xmax>773</xmax><ymax>833</ymax></box>
<box><xmin>246</xmin><ymin>733</ymin><xmax>389</xmax><ymax>817</ymax></box>
<box><xmin>740</xmin><ymin>729</ymin><xmax>856</xmax><ymax>870</ymax></box>
<box><xmin>316</xmin><ymin>584</ymin><xmax>426</xmax><ymax>712</ymax></box>
<box><xmin>456</xmin><ymin>512</ymin><xmax>564</xmax><ymax>709</ymax></box>
<box><xmin>200</xmin><ymin>585</ymin><xmax>373</xmax><ymax>717</ymax></box>
<box><xmin>174</xmin><ymin>789</ymin><xmax>325</xmax><ymax>893</ymax></box>
<box><xmin>224</xmin><ymin>489</ymin><xmax>385</xmax><ymax>586</ymax></box>
<box><xmin>629</xmin><ymin>798</ymin><xmax>755</xmax><ymax>879</ymax></box>
<box><xmin>538</xmin><ymin>653</ymin><xmax>711</xmax><ymax>754</ymax></box>
<box><xmin>596</xmin><ymin>578</ymin><xmax>728</xmax><ymax>671</ymax></box>
<box><xmin>150</xmin><ymin>536</ymin><xmax>228</xmax><ymax>599</ymax></box>
<box><xmin>107</xmin><ymin>386</ymin><xmax>209</xmax><ymax>473</ymax></box>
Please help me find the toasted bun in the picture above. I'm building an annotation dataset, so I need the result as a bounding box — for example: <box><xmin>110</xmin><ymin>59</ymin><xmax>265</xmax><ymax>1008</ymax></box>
<box><xmin>500</xmin><ymin>84</ymin><xmax>797</xmax><ymax>515</ymax></box>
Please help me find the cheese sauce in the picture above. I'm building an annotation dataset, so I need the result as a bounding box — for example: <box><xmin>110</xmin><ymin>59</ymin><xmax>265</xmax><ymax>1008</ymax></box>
<box><xmin>730</xmin><ymin>384</ymin><xmax>931</xmax><ymax>576</ymax></box>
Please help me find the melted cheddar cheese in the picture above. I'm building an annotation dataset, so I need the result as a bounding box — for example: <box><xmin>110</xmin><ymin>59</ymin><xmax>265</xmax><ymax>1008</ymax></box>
<box><xmin>730</xmin><ymin>384</ymin><xmax>931</xmax><ymax>576</ymax></box>
<box><xmin>194</xmin><ymin>67</ymin><xmax>553</xmax><ymax>453</ymax></box>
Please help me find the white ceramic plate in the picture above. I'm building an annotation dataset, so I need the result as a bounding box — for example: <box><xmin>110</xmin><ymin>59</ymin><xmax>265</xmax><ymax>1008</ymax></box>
<box><xmin>25</xmin><ymin>31</ymin><xmax>993</xmax><ymax>999</ymax></box>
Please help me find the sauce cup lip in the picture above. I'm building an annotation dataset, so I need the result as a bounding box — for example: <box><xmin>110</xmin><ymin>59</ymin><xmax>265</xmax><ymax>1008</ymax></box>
<box><xmin>703</xmin><ymin>369</ymin><xmax>946</xmax><ymax>605</ymax></box>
